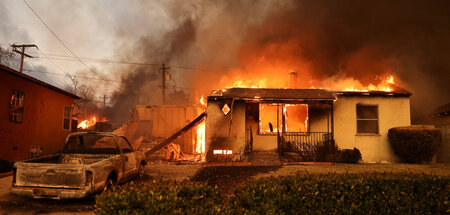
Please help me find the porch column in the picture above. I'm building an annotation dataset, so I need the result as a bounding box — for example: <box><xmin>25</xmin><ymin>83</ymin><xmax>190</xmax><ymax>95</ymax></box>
<box><xmin>330</xmin><ymin>102</ymin><xmax>334</xmax><ymax>141</ymax></box>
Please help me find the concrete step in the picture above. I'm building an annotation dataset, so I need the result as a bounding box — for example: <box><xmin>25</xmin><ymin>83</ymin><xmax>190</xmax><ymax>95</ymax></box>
<box><xmin>251</xmin><ymin>151</ymin><xmax>282</xmax><ymax>166</ymax></box>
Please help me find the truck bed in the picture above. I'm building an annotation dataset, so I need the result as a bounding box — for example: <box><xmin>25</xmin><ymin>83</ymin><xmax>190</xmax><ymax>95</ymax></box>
<box><xmin>24</xmin><ymin>154</ymin><xmax>115</xmax><ymax>165</ymax></box>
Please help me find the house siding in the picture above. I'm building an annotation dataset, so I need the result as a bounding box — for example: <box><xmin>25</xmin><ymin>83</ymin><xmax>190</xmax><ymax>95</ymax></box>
<box><xmin>333</xmin><ymin>96</ymin><xmax>411</xmax><ymax>163</ymax></box>
<box><xmin>0</xmin><ymin>70</ymin><xmax>75</xmax><ymax>161</ymax></box>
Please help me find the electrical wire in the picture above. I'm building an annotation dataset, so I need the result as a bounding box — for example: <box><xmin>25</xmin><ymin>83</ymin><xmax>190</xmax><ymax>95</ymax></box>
<box><xmin>36</xmin><ymin>52</ymin><xmax>204</xmax><ymax>70</ymax></box>
<box><xmin>23</xmin><ymin>0</ymin><xmax>119</xmax><ymax>90</ymax></box>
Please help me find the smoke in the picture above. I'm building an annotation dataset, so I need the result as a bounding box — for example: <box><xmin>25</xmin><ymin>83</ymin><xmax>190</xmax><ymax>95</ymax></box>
<box><xmin>106</xmin><ymin>0</ymin><xmax>450</xmax><ymax>123</ymax></box>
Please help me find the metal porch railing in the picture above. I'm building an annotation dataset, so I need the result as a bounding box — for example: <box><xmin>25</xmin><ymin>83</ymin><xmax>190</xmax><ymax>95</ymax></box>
<box><xmin>280</xmin><ymin>132</ymin><xmax>333</xmax><ymax>160</ymax></box>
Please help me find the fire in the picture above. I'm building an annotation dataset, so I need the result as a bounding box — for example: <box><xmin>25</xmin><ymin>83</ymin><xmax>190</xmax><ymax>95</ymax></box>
<box><xmin>226</xmin><ymin>79</ymin><xmax>268</xmax><ymax>88</ymax></box>
<box><xmin>77</xmin><ymin>116</ymin><xmax>97</xmax><ymax>129</ymax></box>
<box><xmin>196</xmin><ymin>121</ymin><xmax>205</xmax><ymax>154</ymax></box>
<box><xmin>342</xmin><ymin>75</ymin><xmax>395</xmax><ymax>92</ymax></box>
<box><xmin>195</xmin><ymin>96</ymin><xmax>207</xmax><ymax>160</ymax></box>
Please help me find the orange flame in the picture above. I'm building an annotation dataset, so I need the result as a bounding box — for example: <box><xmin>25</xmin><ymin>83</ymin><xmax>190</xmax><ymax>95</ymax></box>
<box><xmin>77</xmin><ymin>116</ymin><xmax>97</xmax><ymax>129</ymax></box>
<box><xmin>342</xmin><ymin>75</ymin><xmax>395</xmax><ymax>92</ymax></box>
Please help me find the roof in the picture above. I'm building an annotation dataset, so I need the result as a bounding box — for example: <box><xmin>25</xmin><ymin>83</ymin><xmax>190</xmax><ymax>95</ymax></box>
<box><xmin>208</xmin><ymin>88</ymin><xmax>336</xmax><ymax>102</ymax></box>
<box><xmin>336</xmin><ymin>90</ymin><xmax>411</xmax><ymax>97</ymax></box>
<box><xmin>0</xmin><ymin>65</ymin><xmax>80</xmax><ymax>99</ymax></box>
<box><xmin>208</xmin><ymin>87</ymin><xmax>412</xmax><ymax>102</ymax></box>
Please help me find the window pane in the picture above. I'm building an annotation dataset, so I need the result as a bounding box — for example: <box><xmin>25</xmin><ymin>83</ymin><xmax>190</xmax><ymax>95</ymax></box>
<box><xmin>64</xmin><ymin>106</ymin><xmax>72</xmax><ymax>118</ymax></box>
<box><xmin>357</xmin><ymin>105</ymin><xmax>378</xmax><ymax>119</ymax></box>
<box><xmin>118</xmin><ymin>137</ymin><xmax>133</xmax><ymax>152</ymax></box>
<box><xmin>9</xmin><ymin>90</ymin><xmax>24</xmax><ymax>123</ymax></box>
<box><xmin>357</xmin><ymin>120</ymin><xmax>378</xmax><ymax>134</ymax></box>
<box><xmin>63</xmin><ymin>118</ymin><xmax>71</xmax><ymax>130</ymax></box>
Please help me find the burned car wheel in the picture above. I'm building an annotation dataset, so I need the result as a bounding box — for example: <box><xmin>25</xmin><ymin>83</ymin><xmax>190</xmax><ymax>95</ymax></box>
<box><xmin>103</xmin><ymin>177</ymin><xmax>114</xmax><ymax>192</ymax></box>
<box><xmin>138</xmin><ymin>163</ymin><xmax>145</xmax><ymax>178</ymax></box>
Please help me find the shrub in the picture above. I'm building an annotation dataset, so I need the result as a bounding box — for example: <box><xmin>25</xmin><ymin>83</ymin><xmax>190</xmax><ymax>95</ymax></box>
<box><xmin>95</xmin><ymin>180</ymin><xmax>232</xmax><ymax>215</ymax></box>
<box><xmin>389</xmin><ymin>126</ymin><xmax>442</xmax><ymax>163</ymax></box>
<box><xmin>316</xmin><ymin>142</ymin><xmax>361</xmax><ymax>163</ymax></box>
<box><xmin>336</xmin><ymin>147</ymin><xmax>362</xmax><ymax>163</ymax></box>
<box><xmin>315</xmin><ymin>140</ymin><xmax>339</xmax><ymax>162</ymax></box>
<box><xmin>234</xmin><ymin>173</ymin><xmax>449</xmax><ymax>214</ymax></box>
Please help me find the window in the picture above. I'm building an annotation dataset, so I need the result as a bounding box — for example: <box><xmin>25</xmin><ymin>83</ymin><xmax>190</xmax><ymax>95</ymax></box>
<box><xmin>118</xmin><ymin>137</ymin><xmax>133</xmax><ymax>153</ymax></box>
<box><xmin>259</xmin><ymin>104</ymin><xmax>282</xmax><ymax>134</ymax></box>
<box><xmin>63</xmin><ymin>106</ymin><xmax>72</xmax><ymax>130</ymax></box>
<box><xmin>356</xmin><ymin>104</ymin><xmax>379</xmax><ymax>134</ymax></box>
<box><xmin>9</xmin><ymin>90</ymin><xmax>24</xmax><ymax>123</ymax></box>
<box><xmin>285</xmin><ymin>104</ymin><xmax>309</xmax><ymax>132</ymax></box>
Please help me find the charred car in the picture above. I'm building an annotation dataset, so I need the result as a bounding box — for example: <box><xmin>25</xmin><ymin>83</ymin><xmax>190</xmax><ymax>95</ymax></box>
<box><xmin>11</xmin><ymin>132</ymin><xmax>146</xmax><ymax>199</ymax></box>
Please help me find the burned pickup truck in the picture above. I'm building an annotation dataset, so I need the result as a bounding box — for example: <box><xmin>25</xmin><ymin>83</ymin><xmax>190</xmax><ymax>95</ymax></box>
<box><xmin>11</xmin><ymin>132</ymin><xmax>146</xmax><ymax>199</ymax></box>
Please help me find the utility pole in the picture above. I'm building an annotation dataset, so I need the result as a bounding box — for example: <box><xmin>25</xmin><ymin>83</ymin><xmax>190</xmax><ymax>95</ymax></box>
<box><xmin>11</xmin><ymin>44</ymin><xmax>38</xmax><ymax>73</ymax></box>
<box><xmin>160</xmin><ymin>63</ymin><xmax>170</xmax><ymax>104</ymax></box>
<box><xmin>98</xmin><ymin>95</ymin><xmax>110</xmax><ymax>110</ymax></box>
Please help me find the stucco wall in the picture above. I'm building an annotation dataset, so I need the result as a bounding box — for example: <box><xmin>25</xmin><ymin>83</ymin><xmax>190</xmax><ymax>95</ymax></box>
<box><xmin>333</xmin><ymin>96</ymin><xmax>411</xmax><ymax>163</ymax></box>
<box><xmin>205</xmin><ymin>100</ymin><xmax>246</xmax><ymax>161</ymax></box>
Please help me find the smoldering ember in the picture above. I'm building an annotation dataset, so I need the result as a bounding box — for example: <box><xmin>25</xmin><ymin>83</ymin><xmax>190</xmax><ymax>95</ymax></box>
<box><xmin>0</xmin><ymin>0</ymin><xmax>448</xmax><ymax>214</ymax></box>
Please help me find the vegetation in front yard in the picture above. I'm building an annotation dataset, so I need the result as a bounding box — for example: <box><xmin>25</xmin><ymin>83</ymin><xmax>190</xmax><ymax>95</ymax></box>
<box><xmin>95</xmin><ymin>180</ymin><xmax>231</xmax><ymax>215</ymax></box>
<box><xmin>389</xmin><ymin>126</ymin><xmax>442</xmax><ymax>163</ymax></box>
<box><xmin>96</xmin><ymin>173</ymin><xmax>449</xmax><ymax>214</ymax></box>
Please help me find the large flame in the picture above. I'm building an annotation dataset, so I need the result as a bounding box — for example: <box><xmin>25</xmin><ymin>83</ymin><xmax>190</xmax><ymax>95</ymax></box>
<box><xmin>221</xmin><ymin>74</ymin><xmax>396</xmax><ymax>92</ymax></box>
<box><xmin>342</xmin><ymin>76</ymin><xmax>395</xmax><ymax>92</ymax></box>
<box><xmin>77</xmin><ymin>116</ymin><xmax>98</xmax><ymax>129</ymax></box>
<box><xmin>195</xmin><ymin>96</ymin><xmax>207</xmax><ymax>160</ymax></box>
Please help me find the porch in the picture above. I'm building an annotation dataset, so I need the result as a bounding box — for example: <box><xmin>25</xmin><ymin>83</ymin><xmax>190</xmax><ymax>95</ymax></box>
<box><xmin>206</xmin><ymin>88</ymin><xmax>336</xmax><ymax>162</ymax></box>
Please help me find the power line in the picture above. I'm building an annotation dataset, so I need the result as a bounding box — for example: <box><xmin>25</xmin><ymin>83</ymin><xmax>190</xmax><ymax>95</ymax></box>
<box><xmin>22</xmin><ymin>69</ymin><xmax>122</xmax><ymax>83</ymax></box>
<box><xmin>36</xmin><ymin>52</ymin><xmax>204</xmax><ymax>70</ymax></box>
<box><xmin>23</xmin><ymin>0</ymin><xmax>119</xmax><ymax>90</ymax></box>
<box><xmin>38</xmin><ymin>50</ymin><xmax>72</xmax><ymax>77</ymax></box>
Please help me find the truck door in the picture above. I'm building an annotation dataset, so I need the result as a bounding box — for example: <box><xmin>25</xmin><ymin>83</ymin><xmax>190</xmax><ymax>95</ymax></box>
<box><xmin>117</xmin><ymin>137</ymin><xmax>138</xmax><ymax>179</ymax></box>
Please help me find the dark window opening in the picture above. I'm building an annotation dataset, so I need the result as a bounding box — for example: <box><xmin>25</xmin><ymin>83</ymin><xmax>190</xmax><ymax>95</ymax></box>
<box><xmin>356</xmin><ymin>104</ymin><xmax>378</xmax><ymax>134</ymax></box>
<box><xmin>9</xmin><ymin>90</ymin><xmax>24</xmax><ymax>123</ymax></box>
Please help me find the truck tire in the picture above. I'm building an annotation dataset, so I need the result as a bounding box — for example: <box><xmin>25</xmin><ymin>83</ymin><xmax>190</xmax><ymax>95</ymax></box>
<box><xmin>138</xmin><ymin>163</ymin><xmax>145</xmax><ymax>178</ymax></box>
<box><xmin>103</xmin><ymin>177</ymin><xmax>114</xmax><ymax>192</ymax></box>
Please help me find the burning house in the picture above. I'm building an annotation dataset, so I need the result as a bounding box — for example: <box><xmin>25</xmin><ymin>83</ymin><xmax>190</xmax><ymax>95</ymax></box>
<box><xmin>204</xmin><ymin>87</ymin><xmax>411</xmax><ymax>163</ymax></box>
<box><xmin>0</xmin><ymin>65</ymin><xmax>80</xmax><ymax>162</ymax></box>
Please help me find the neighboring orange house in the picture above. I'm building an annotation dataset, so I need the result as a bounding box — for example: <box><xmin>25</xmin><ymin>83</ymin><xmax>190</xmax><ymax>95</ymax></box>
<box><xmin>0</xmin><ymin>65</ymin><xmax>80</xmax><ymax>161</ymax></box>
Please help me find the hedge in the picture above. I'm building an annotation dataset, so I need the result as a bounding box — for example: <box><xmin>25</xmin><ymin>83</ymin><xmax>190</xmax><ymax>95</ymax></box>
<box><xmin>96</xmin><ymin>174</ymin><xmax>449</xmax><ymax>214</ymax></box>
<box><xmin>95</xmin><ymin>180</ymin><xmax>232</xmax><ymax>215</ymax></box>
<box><xmin>234</xmin><ymin>173</ymin><xmax>449</xmax><ymax>214</ymax></box>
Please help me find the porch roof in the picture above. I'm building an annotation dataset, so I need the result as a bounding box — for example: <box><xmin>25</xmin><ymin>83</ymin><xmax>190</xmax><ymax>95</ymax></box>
<box><xmin>208</xmin><ymin>88</ymin><xmax>336</xmax><ymax>101</ymax></box>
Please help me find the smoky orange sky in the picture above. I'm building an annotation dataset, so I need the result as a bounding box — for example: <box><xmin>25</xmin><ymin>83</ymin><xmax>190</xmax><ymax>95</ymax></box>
<box><xmin>1</xmin><ymin>0</ymin><xmax>449</xmax><ymax>123</ymax></box>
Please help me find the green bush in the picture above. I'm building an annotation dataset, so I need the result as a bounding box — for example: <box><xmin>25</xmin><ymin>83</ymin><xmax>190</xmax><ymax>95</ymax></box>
<box><xmin>234</xmin><ymin>173</ymin><xmax>449</xmax><ymax>214</ymax></box>
<box><xmin>96</xmin><ymin>174</ymin><xmax>449</xmax><ymax>214</ymax></box>
<box><xmin>95</xmin><ymin>180</ymin><xmax>231</xmax><ymax>215</ymax></box>
<box><xmin>389</xmin><ymin>126</ymin><xmax>442</xmax><ymax>163</ymax></box>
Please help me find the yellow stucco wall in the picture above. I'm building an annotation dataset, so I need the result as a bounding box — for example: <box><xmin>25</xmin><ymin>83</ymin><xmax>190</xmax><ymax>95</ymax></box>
<box><xmin>333</xmin><ymin>96</ymin><xmax>411</xmax><ymax>163</ymax></box>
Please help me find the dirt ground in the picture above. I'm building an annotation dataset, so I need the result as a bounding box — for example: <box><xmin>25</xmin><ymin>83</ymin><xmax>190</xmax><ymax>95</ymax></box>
<box><xmin>0</xmin><ymin>162</ymin><xmax>448</xmax><ymax>214</ymax></box>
